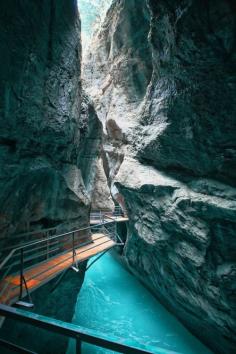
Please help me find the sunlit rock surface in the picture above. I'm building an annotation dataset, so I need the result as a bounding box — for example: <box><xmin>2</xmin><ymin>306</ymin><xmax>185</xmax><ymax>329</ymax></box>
<box><xmin>0</xmin><ymin>0</ymin><xmax>101</xmax><ymax>246</ymax></box>
<box><xmin>91</xmin><ymin>158</ymin><xmax>114</xmax><ymax>211</ymax></box>
<box><xmin>77</xmin><ymin>0</ymin><xmax>112</xmax><ymax>51</ymax></box>
<box><xmin>83</xmin><ymin>0</ymin><xmax>152</xmax><ymax>194</ymax></box>
<box><xmin>84</xmin><ymin>0</ymin><xmax>236</xmax><ymax>353</ymax></box>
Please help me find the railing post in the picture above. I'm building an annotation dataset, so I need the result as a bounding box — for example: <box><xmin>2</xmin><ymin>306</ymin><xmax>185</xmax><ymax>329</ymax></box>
<box><xmin>76</xmin><ymin>337</ymin><xmax>82</xmax><ymax>354</ymax></box>
<box><xmin>19</xmin><ymin>248</ymin><xmax>24</xmax><ymax>300</ymax></box>
<box><xmin>16</xmin><ymin>249</ymin><xmax>34</xmax><ymax>307</ymax></box>
<box><xmin>72</xmin><ymin>232</ymin><xmax>75</xmax><ymax>265</ymax></box>
<box><xmin>113</xmin><ymin>222</ymin><xmax>116</xmax><ymax>241</ymax></box>
<box><xmin>46</xmin><ymin>231</ymin><xmax>49</xmax><ymax>260</ymax></box>
<box><xmin>71</xmin><ymin>232</ymin><xmax>79</xmax><ymax>273</ymax></box>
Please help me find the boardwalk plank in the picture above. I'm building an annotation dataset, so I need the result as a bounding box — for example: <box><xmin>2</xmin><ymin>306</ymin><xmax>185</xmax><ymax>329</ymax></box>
<box><xmin>0</xmin><ymin>233</ymin><xmax>116</xmax><ymax>305</ymax></box>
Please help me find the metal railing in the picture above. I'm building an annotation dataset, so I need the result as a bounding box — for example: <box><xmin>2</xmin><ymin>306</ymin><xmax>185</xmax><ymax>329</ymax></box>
<box><xmin>0</xmin><ymin>304</ymin><xmax>156</xmax><ymax>354</ymax></box>
<box><xmin>0</xmin><ymin>221</ymin><xmax>122</xmax><ymax>305</ymax></box>
<box><xmin>0</xmin><ymin>226</ymin><xmax>59</xmax><ymax>262</ymax></box>
<box><xmin>101</xmin><ymin>222</ymin><xmax>124</xmax><ymax>245</ymax></box>
<box><xmin>113</xmin><ymin>205</ymin><xmax>127</xmax><ymax>217</ymax></box>
<box><xmin>90</xmin><ymin>205</ymin><xmax>127</xmax><ymax>223</ymax></box>
<box><xmin>90</xmin><ymin>210</ymin><xmax>106</xmax><ymax>224</ymax></box>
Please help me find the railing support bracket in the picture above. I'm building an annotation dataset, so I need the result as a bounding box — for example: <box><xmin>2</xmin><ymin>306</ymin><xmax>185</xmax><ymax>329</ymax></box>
<box><xmin>71</xmin><ymin>265</ymin><xmax>80</xmax><ymax>273</ymax></box>
<box><xmin>15</xmin><ymin>300</ymin><xmax>34</xmax><ymax>308</ymax></box>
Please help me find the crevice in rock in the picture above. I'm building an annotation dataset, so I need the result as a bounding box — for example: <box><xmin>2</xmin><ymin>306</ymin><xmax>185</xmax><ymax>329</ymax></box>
<box><xmin>80</xmin><ymin>1</ymin><xmax>236</xmax><ymax>353</ymax></box>
<box><xmin>0</xmin><ymin>1</ymin><xmax>235</xmax><ymax>353</ymax></box>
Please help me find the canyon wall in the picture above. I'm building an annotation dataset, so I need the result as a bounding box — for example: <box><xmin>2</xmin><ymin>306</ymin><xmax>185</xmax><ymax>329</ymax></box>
<box><xmin>0</xmin><ymin>0</ymin><xmax>101</xmax><ymax>250</ymax></box>
<box><xmin>84</xmin><ymin>0</ymin><xmax>236</xmax><ymax>353</ymax></box>
<box><xmin>0</xmin><ymin>2</ymin><xmax>96</xmax><ymax>351</ymax></box>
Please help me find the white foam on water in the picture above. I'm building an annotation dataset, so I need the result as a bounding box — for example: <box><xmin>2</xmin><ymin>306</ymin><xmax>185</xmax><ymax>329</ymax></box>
<box><xmin>67</xmin><ymin>252</ymin><xmax>212</xmax><ymax>354</ymax></box>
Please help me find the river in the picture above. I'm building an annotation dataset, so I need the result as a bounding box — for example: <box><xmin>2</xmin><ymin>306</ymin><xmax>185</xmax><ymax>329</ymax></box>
<box><xmin>67</xmin><ymin>252</ymin><xmax>212</xmax><ymax>354</ymax></box>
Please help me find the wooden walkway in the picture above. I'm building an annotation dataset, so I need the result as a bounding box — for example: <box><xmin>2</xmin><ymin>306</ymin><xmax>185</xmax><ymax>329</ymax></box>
<box><xmin>0</xmin><ymin>234</ymin><xmax>115</xmax><ymax>305</ymax></box>
<box><xmin>90</xmin><ymin>216</ymin><xmax>129</xmax><ymax>225</ymax></box>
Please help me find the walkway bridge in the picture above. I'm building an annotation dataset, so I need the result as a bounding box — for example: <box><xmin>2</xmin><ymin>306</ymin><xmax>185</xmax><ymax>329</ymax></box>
<box><xmin>90</xmin><ymin>205</ymin><xmax>128</xmax><ymax>225</ymax></box>
<box><xmin>0</xmin><ymin>212</ymin><xmax>166</xmax><ymax>354</ymax></box>
<box><xmin>0</xmin><ymin>210</ymin><xmax>128</xmax><ymax>307</ymax></box>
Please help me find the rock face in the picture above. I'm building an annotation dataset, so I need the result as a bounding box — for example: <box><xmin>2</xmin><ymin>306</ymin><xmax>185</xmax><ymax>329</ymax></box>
<box><xmin>0</xmin><ymin>0</ymin><xmax>101</xmax><ymax>248</ymax></box>
<box><xmin>116</xmin><ymin>158</ymin><xmax>236</xmax><ymax>354</ymax></box>
<box><xmin>78</xmin><ymin>0</ymin><xmax>112</xmax><ymax>52</ymax></box>
<box><xmin>83</xmin><ymin>0</ymin><xmax>152</xmax><ymax>196</ymax></box>
<box><xmin>91</xmin><ymin>158</ymin><xmax>114</xmax><ymax>211</ymax></box>
<box><xmin>84</xmin><ymin>0</ymin><xmax>236</xmax><ymax>353</ymax></box>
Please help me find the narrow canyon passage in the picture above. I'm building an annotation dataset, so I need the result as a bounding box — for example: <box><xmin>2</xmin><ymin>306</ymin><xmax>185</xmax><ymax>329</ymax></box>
<box><xmin>0</xmin><ymin>1</ymin><xmax>235</xmax><ymax>354</ymax></box>
<box><xmin>78</xmin><ymin>1</ymin><xmax>236</xmax><ymax>353</ymax></box>
<box><xmin>67</xmin><ymin>253</ymin><xmax>212</xmax><ymax>354</ymax></box>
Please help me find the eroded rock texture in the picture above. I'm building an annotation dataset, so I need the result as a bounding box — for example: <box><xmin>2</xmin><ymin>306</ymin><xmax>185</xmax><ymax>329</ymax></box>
<box><xmin>83</xmin><ymin>0</ymin><xmax>152</xmax><ymax>191</ymax></box>
<box><xmin>91</xmin><ymin>158</ymin><xmax>114</xmax><ymax>210</ymax></box>
<box><xmin>84</xmin><ymin>0</ymin><xmax>236</xmax><ymax>353</ymax></box>
<box><xmin>0</xmin><ymin>0</ymin><xmax>101</xmax><ymax>248</ymax></box>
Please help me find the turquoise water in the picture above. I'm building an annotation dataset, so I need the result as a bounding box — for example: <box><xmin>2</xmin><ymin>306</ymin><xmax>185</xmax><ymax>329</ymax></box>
<box><xmin>67</xmin><ymin>252</ymin><xmax>212</xmax><ymax>354</ymax></box>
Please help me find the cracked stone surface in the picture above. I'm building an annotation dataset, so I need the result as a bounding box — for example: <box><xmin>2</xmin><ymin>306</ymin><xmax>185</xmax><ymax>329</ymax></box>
<box><xmin>0</xmin><ymin>0</ymin><xmax>102</xmax><ymax>250</ymax></box>
<box><xmin>84</xmin><ymin>1</ymin><xmax>236</xmax><ymax>353</ymax></box>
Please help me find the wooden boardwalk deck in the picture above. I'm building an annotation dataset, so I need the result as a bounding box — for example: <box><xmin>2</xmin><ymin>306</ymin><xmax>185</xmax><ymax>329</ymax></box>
<box><xmin>90</xmin><ymin>216</ymin><xmax>129</xmax><ymax>225</ymax></box>
<box><xmin>0</xmin><ymin>233</ymin><xmax>115</xmax><ymax>305</ymax></box>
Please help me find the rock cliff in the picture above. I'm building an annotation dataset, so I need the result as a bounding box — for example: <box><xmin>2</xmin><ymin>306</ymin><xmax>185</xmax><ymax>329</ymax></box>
<box><xmin>91</xmin><ymin>158</ymin><xmax>114</xmax><ymax>211</ymax></box>
<box><xmin>84</xmin><ymin>0</ymin><xmax>236</xmax><ymax>353</ymax></box>
<box><xmin>0</xmin><ymin>0</ymin><xmax>101</xmax><ymax>249</ymax></box>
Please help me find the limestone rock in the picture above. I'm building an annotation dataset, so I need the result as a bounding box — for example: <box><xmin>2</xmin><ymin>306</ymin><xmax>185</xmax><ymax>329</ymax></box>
<box><xmin>83</xmin><ymin>0</ymin><xmax>153</xmax><ymax>179</ymax></box>
<box><xmin>0</xmin><ymin>0</ymin><xmax>101</xmax><ymax>246</ymax></box>
<box><xmin>91</xmin><ymin>158</ymin><xmax>114</xmax><ymax>211</ymax></box>
<box><xmin>85</xmin><ymin>1</ymin><xmax>236</xmax><ymax>353</ymax></box>
<box><xmin>115</xmin><ymin>158</ymin><xmax>236</xmax><ymax>354</ymax></box>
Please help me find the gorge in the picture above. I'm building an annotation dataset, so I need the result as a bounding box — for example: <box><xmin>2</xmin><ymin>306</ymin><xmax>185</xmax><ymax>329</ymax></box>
<box><xmin>0</xmin><ymin>1</ymin><xmax>236</xmax><ymax>354</ymax></box>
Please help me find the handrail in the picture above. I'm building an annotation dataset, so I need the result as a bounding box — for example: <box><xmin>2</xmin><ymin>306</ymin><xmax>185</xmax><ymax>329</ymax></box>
<box><xmin>103</xmin><ymin>214</ymin><xmax>118</xmax><ymax>220</ymax></box>
<box><xmin>0</xmin><ymin>225</ymin><xmax>60</xmax><ymax>255</ymax></box>
<box><xmin>91</xmin><ymin>205</ymin><xmax>126</xmax><ymax>216</ymax></box>
<box><xmin>0</xmin><ymin>215</ymin><xmax>125</xmax><ymax>305</ymax></box>
<box><xmin>1</xmin><ymin>209</ymin><xmax>126</xmax><ymax>256</ymax></box>
<box><xmin>6</xmin><ymin>225</ymin><xmax>91</xmax><ymax>253</ymax></box>
<box><xmin>1</xmin><ymin>221</ymin><xmax>92</xmax><ymax>254</ymax></box>
<box><xmin>11</xmin><ymin>237</ymin><xmax>110</xmax><ymax>287</ymax></box>
<box><xmin>0</xmin><ymin>337</ymin><xmax>37</xmax><ymax>354</ymax></box>
<box><xmin>6</xmin><ymin>206</ymin><xmax>125</xmax><ymax>243</ymax></box>
<box><xmin>0</xmin><ymin>304</ymin><xmax>155</xmax><ymax>354</ymax></box>
<box><xmin>91</xmin><ymin>206</ymin><xmax>122</xmax><ymax>212</ymax></box>
<box><xmin>0</xmin><ymin>223</ymin><xmax>98</xmax><ymax>272</ymax></box>
<box><xmin>14</xmin><ymin>225</ymin><xmax>59</xmax><ymax>238</ymax></box>
<box><xmin>102</xmin><ymin>224</ymin><xmax>124</xmax><ymax>245</ymax></box>
<box><xmin>0</xmin><ymin>249</ymin><xmax>17</xmax><ymax>272</ymax></box>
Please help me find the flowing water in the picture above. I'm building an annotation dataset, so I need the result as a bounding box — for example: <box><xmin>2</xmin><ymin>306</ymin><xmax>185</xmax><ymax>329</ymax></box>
<box><xmin>67</xmin><ymin>252</ymin><xmax>212</xmax><ymax>354</ymax></box>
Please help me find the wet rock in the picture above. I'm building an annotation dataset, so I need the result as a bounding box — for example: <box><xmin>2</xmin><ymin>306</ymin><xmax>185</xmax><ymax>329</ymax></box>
<box><xmin>0</xmin><ymin>0</ymin><xmax>101</xmax><ymax>244</ymax></box>
<box><xmin>83</xmin><ymin>0</ymin><xmax>153</xmax><ymax>196</ymax></box>
<box><xmin>91</xmin><ymin>158</ymin><xmax>114</xmax><ymax>211</ymax></box>
<box><xmin>85</xmin><ymin>0</ymin><xmax>236</xmax><ymax>353</ymax></box>
<box><xmin>115</xmin><ymin>158</ymin><xmax>236</xmax><ymax>354</ymax></box>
